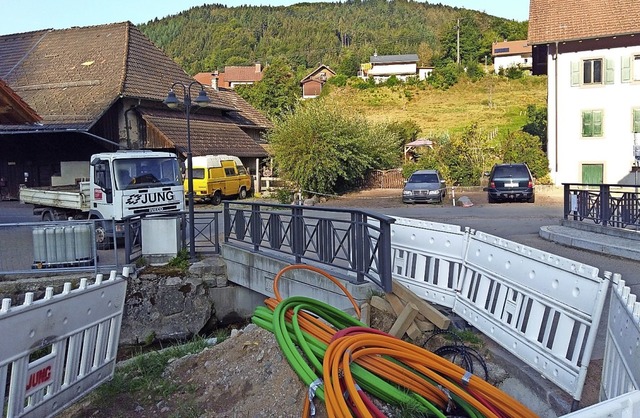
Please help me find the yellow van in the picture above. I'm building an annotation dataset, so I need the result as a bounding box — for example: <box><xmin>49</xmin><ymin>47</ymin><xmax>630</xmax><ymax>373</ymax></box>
<box><xmin>185</xmin><ymin>155</ymin><xmax>252</xmax><ymax>205</ymax></box>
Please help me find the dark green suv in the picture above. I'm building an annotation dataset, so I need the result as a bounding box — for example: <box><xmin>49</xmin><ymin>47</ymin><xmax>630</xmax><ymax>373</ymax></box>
<box><xmin>486</xmin><ymin>163</ymin><xmax>535</xmax><ymax>203</ymax></box>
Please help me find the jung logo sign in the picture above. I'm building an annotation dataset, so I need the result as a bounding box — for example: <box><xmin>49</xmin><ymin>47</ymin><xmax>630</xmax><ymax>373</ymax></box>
<box><xmin>125</xmin><ymin>191</ymin><xmax>175</xmax><ymax>206</ymax></box>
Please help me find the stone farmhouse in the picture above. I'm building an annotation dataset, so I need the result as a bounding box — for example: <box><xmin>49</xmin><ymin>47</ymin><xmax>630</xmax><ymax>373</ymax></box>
<box><xmin>0</xmin><ymin>22</ymin><xmax>271</xmax><ymax>200</ymax></box>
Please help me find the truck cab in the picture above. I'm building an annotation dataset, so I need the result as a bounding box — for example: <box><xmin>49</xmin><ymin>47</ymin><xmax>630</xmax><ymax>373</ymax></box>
<box><xmin>91</xmin><ymin>150</ymin><xmax>185</xmax><ymax>220</ymax></box>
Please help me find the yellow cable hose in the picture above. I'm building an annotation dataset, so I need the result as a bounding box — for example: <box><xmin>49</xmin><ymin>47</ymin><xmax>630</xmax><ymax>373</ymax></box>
<box><xmin>264</xmin><ymin>264</ymin><xmax>537</xmax><ymax>418</ymax></box>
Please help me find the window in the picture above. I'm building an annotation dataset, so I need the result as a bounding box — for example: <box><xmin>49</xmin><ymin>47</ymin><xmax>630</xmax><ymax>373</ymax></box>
<box><xmin>582</xmin><ymin>110</ymin><xmax>603</xmax><ymax>137</ymax></box>
<box><xmin>572</xmin><ymin>58</ymin><xmax>614</xmax><ymax>86</ymax></box>
<box><xmin>633</xmin><ymin>108</ymin><xmax>640</xmax><ymax>133</ymax></box>
<box><xmin>583</xmin><ymin>59</ymin><xmax>602</xmax><ymax>84</ymax></box>
<box><xmin>622</xmin><ymin>56</ymin><xmax>640</xmax><ymax>83</ymax></box>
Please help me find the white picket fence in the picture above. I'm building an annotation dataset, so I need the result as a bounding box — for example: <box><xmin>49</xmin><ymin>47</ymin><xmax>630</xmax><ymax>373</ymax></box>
<box><xmin>390</xmin><ymin>217</ymin><xmax>610</xmax><ymax>406</ymax></box>
<box><xmin>0</xmin><ymin>268</ymin><xmax>128</xmax><ymax>418</ymax></box>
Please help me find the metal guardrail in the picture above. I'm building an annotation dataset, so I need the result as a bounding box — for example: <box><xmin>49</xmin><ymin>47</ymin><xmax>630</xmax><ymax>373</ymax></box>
<box><xmin>223</xmin><ymin>201</ymin><xmax>395</xmax><ymax>292</ymax></box>
<box><xmin>0</xmin><ymin>210</ymin><xmax>221</xmax><ymax>276</ymax></box>
<box><xmin>563</xmin><ymin>183</ymin><xmax>640</xmax><ymax>229</ymax></box>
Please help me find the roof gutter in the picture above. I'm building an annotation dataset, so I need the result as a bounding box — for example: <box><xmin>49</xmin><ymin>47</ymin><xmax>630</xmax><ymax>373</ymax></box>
<box><xmin>0</xmin><ymin>127</ymin><xmax>123</xmax><ymax>149</ymax></box>
<box><xmin>531</xmin><ymin>30</ymin><xmax>640</xmax><ymax>46</ymax></box>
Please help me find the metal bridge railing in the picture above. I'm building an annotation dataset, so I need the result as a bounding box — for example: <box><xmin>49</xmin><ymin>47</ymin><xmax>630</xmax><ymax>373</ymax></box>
<box><xmin>223</xmin><ymin>201</ymin><xmax>395</xmax><ymax>292</ymax></box>
<box><xmin>564</xmin><ymin>183</ymin><xmax>640</xmax><ymax>230</ymax></box>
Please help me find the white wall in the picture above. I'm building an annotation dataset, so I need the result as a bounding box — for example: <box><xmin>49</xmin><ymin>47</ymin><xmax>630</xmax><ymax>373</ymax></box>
<box><xmin>368</xmin><ymin>63</ymin><xmax>417</xmax><ymax>76</ymax></box>
<box><xmin>547</xmin><ymin>44</ymin><xmax>640</xmax><ymax>185</ymax></box>
<box><xmin>494</xmin><ymin>55</ymin><xmax>530</xmax><ymax>74</ymax></box>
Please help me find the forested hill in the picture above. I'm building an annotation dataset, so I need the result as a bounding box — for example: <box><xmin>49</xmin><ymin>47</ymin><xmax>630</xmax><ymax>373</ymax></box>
<box><xmin>138</xmin><ymin>0</ymin><xmax>528</xmax><ymax>76</ymax></box>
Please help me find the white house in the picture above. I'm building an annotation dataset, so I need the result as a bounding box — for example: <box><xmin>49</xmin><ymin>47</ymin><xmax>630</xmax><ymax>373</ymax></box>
<box><xmin>359</xmin><ymin>53</ymin><xmax>432</xmax><ymax>83</ymax></box>
<box><xmin>528</xmin><ymin>0</ymin><xmax>640</xmax><ymax>185</ymax></box>
<box><xmin>491</xmin><ymin>40</ymin><xmax>532</xmax><ymax>74</ymax></box>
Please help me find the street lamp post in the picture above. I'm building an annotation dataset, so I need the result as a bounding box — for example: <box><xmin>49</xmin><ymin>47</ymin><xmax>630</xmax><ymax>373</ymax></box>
<box><xmin>164</xmin><ymin>81</ymin><xmax>210</xmax><ymax>260</ymax></box>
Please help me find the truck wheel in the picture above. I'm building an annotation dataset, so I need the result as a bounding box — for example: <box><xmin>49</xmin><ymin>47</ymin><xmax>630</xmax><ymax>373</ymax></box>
<box><xmin>239</xmin><ymin>188</ymin><xmax>247</xmax><ymax>199</ymax></box>
<box><xmin>211</xmin><ymin>192</ymin><xmax>222</xmax><ymax>206</ymax></box>
<box><xmin>42</xmin><ymin>211</ymin><xmax>54</xmax><ymax>221</ymax></box>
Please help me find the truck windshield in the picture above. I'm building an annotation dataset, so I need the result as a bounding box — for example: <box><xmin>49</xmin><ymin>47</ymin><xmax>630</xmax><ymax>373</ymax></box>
<box><xmin>114</xmin><ymin>157</ymin><xmax>182</xmax><ymax>190</ymax></box>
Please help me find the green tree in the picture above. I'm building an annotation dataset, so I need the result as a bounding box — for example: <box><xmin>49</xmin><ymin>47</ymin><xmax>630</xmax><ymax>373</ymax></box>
<box><xmin>427</xmin><ymin>62</ymin><xmax>461</xmax><ymax>90</ymax></box>
<box><xmin>439</xmin><ymin>13</ymin><xmax>486</xmax><ymax>65</ymax></box>
<box><xmin>235</xmin><ymin>58</ymin><xmax>300</xmax><ymax>120</ymax></box>
<box><xmin>268</xmin><ymin>99</ymin><xmax>401</xmax><ymax>194</ymax></box>
<box><xmin>336</xmin><ymin>51</ymin><xmax>361</xmax><ymax>77</ymax></box>
<box><xmin>522</xmin><ymin>105</ymin><xmax>548</xmax><ymax>153</ymax></box>
<box><xmin>500</xmin><ymin>131</ymin><xmax>549</xmax><ymax>179</ymax></box>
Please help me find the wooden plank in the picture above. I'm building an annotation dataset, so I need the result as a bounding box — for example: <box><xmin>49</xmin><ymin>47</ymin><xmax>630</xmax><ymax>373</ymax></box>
<box><xmin>386</xmin><ymin>293</ymin><xmax>422</xmax><ymax>340</ymax></box>
<box><xmin>389</xmin><ymin>302</ymin><xmax>419</xmax><ymax>338</ymax></box>
<box><xmin>370</xmin><ymin>295</ymin><xmax>394</xmax><ymax>314</ymax></box>
<box><xmin>414</xmin><ymin>318</ymin><xmax>435</xmax><ymax>332</ymax></box>
<box><xmin>392</xmin><ymin>279</ymin><xmax>451</xmax><ymax>330</ymax></box>
<box><xmin>360</xmin><ymin>302</ymin><xmax>371</xmax><ymax>327</ymax></box>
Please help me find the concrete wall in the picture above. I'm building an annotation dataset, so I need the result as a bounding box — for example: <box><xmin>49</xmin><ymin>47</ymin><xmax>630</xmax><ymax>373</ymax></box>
<box><xmin>221</xmin><ymin>244</ymin><xmax>379</xmax><ymax>316</ymax></box>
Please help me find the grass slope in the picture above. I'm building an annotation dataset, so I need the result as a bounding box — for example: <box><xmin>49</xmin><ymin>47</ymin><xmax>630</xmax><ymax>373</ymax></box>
<box><xmin>325</xmin><ymin>75</ymin><xmax>548</xmax><ymax>137</ymax></box>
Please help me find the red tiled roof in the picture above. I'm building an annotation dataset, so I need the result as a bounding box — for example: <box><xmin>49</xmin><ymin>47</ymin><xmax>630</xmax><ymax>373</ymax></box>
<box><xmin>529</xmin><ymin>0</ymin><xmax>640</xmax><ymax>44</ymax></box>
<box><xmin>223</xmin><ymin>65</ymin><xmax>263</xmax><ymax>83</ymax></box>
<box><xmin>491</xmin><ymin>40</ymin><xmax>531</xmax><ymax>57</ymax></box>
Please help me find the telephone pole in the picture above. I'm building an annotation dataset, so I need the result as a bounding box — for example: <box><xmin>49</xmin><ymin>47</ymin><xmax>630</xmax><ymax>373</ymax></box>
<box><xmin>456</xmin><ymin>18</ymin><xmax>460</xmax><ymax>65</ymax></box>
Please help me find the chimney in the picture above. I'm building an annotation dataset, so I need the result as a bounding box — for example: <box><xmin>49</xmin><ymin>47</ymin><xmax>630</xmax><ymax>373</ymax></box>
<box><xmin>255</xmin><ymin>63</ymin><xmax>261</xmax><ymax>73</ymax></box>
<box><xmin>212</xmin><ymin>70</ymin><xmax>219</xmax><ymax>91</ymax></box>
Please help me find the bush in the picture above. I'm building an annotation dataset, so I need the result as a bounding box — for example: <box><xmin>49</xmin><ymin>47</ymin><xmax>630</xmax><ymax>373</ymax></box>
<box><xmin>327</xmin><ymin>74</ymin><xmax>348</xmax><ymax>87</ymax></box>
<box><xmin>268</xmin><ymin>99</ymin><xmax>402</xmax><ymax>195</ymax></box>
<box><xmin>504</xmin><ymin>65</ymin><xmax>524</xmax><ymax>79</ymax></box>
<box><xmin>427</xmin><ymin>63</ymin><xmax>460</xmax><ymax>90</ymax></box>
<box><xmin>500</xmin><ymin>131</ymin><xmax>549</xmax><ymax>179</ymax></box>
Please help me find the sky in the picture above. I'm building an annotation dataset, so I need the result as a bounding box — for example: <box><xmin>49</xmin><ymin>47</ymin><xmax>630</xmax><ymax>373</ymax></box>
<box><xmin>0</xmin><ymin>0</ymin><xmax>529</xmax><ymax>36</ymax></box>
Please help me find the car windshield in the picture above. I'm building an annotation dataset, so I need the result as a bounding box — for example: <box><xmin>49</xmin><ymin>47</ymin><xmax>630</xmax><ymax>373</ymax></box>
<box><xmin>114</xmin><ymin>157</ymin><xmax>182</xmax><ymax>190</ymax></box>
<box><xmin>409</xmin><ymin>173</ymin><xmax>439</xmax><ymax>183</ymax></box>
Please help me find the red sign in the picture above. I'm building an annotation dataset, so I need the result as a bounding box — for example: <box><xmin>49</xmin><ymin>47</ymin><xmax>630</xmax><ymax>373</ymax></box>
<box><xmin>26</xmin><ymin>364</ymin><xmax>52</xmax><ymax>394</ymax></box>
<box><xmin>94</xmin><ymin>189</ymin><xmax>103</xmax><ymax>200</ymax></box>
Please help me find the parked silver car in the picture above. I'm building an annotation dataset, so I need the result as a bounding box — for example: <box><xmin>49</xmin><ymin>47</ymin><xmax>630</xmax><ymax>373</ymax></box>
<box><xmin>402</xmin><ymin>169</ymin><xmax>446</xmax><ymax>204</ymax></box>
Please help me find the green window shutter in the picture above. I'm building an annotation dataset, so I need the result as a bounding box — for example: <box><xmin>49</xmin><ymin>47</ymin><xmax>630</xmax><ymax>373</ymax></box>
<box><xmin>633</xmin><ymin>108</ymin><xmax>640</xmax><ymax>133</ymax></box>
<box><xmin>582</xmin><ymin>111</ymin><xmax>593</xmax><ymax>136</ymax></box>
<box><xmin>622</xmin><ymin>56</ymin><xmax>632</xmax><ymax>83</ymax></box>
<box><xmin>571</xmin><ymin>61</ymin><xmax>580</xmax><ymax>86</ymax></box>
<box><xmin>593</xmin><ymin>110</ymin><xmax>603</xmax><ymax>136</ymax></box>
<box><xmin>605</xmin><ymin>59</ymin><xmax>615</xmax><ymax>84</ymax></box>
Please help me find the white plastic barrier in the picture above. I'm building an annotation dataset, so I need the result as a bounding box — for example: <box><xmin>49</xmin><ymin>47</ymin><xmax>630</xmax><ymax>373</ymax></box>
<box><xmin>600</xmin><ymin>275</ymin><xmax>640</xmax><ymax>401</ymax></box>
<box><xmin>456</xmin><ymin>230</ymin><xmax>608</xmax><ymax>403</ymax></box>
<box><xmin>560</xmin><ymin>390</ymin><xmax>640</xmax><ymax>417</ymax></box>
<box><xmin>391</xmin><ymin>217</ymin><xmax>468</xmax><ymax>307</ymax></box>
<box><xmin>390</xmin><ymin>217</ymin><xmax>610</xmax><ymax>405</ymax></box>
<box><xmin>0</xmin><ymin>268</ymin><xmax>128</xmax><ymax>418</ymax></box>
